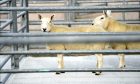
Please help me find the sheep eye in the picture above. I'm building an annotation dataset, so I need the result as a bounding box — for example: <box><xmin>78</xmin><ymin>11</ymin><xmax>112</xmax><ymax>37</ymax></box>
<box><xmin>100</xmin><ymin>17</ymin><xmax>104</xmax><ymax>19</ymax></box>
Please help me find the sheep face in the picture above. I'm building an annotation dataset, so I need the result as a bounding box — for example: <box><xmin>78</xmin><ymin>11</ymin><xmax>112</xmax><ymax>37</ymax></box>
<box><xmin>94</xmin><ymin>15</ymin><xmax>106</xmax><ymax>26</ymax></box>
<box><xmin>38</xmin><ymin>14</ymin><xmax>54</xmax><ymax>32</ymax></box>
<box><xmin>93</xmin><ymin>10</ymin><xmax>112</xmax><ymax>29</ymax></box>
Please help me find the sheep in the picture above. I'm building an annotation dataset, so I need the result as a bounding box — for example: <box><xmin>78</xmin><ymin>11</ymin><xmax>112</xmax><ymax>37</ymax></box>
<box><xmin>93</xmin><ymin>10</ymin><xmax>140</xmax><ymax>68</ymax></box>
<box><xmin>39</xmin><ymin>14</ymin><xmax>109</xmax><ymax>75</ymax></box>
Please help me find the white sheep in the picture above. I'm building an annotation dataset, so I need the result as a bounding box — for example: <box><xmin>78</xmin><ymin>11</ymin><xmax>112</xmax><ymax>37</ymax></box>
<box><xmin>39</xmin><ymin>14</ymin><xmax>109</xmax><ymax>75</ymax></box>
<box><xmin>94</xmin><ymin>10</ymin><xmax>140</xmax><ymax>68</ymax></box>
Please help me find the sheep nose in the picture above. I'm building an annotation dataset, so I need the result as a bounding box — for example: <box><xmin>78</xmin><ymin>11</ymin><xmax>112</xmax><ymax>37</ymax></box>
<box><xmin>43</xmin><ymin>28</ymin><xmax>46</xmax><ymax>32</ymax></box>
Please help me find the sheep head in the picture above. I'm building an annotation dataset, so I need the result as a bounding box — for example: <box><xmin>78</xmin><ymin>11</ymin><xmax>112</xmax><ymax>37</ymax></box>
<box><xmin>93</xmin><ymin>10</ymin><xmax>112</xmax><ymax>29</ymax></box>
<box><xmin>38</xmin><ymin>14</ymin><xmax>54</xmax><ymax>32</ymax></box>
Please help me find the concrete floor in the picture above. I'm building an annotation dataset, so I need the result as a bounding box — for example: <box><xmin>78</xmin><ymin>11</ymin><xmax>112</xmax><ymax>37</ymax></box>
<box><xmin>4</xmin><ymin>55</ymin><xmax>140</xmax><ymax>84</ymax></box>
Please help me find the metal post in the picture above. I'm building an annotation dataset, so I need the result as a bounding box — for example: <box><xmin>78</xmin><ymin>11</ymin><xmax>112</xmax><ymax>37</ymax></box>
<box><xmin>122</xmin><ymin>0</ymin><xmax>126</xmax><ymax>22</ymax></box>
<box><xmin>105</xmin><ymin>0</ymin><xmax>108</xmax><ymax>6</ymax></box>
<box><xmin>65</xmin><ymin>0</ymin><xmax>76</xmax><ymax>27</ymax></box>
<box><xmin>23</xmin><ymin>0</ymin><xmax>29</xmax><ymax>51</ymax></box>
<box><xmin>9</xmin><ymin>0</ymin><xmax>19</xmax><ymax>69</ymax></box>
<box><xmin>139</xmin><ymin>1</ymin><xmax>140</xmax><ymax>21</ymax></box>
<box><xmin>19</xmin><ymin>0</ymin><xmax>26</xmax><ymax>55</ymax></box>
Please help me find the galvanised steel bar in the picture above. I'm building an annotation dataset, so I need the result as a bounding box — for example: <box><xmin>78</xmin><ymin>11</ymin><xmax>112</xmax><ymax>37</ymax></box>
<box><xmin>1</xmin><ymin>73</ymin><xmax>11</xmax><ymax>84</ymax></box>
<box><xmin>139</xmin><ymin>1</ymin><xmax>140</xmax><ymax>21</ymax></box>
<box><xmin>0</xmin><ymin>32</ymin><xmax>140</xmax><ymax>37</ymax></box>
<box><xmin>77</xmin><ymin>0</ymin><xmax>140</xmax><ymax>3</ymax></box>
<box><xmin>17</xmin><ymin>11</ymin><xmax>26</xmax><ymax>18</ymax></box>
<box><xmin>18</xmin><ymin>24</ymin><xmax>26</xmax><ymax>32</ymax></box>
<box><xmin>0</xmin><ymin>5</ymin><xmax>140</xmax><ymax>12</ymax></box>
<box><xmin>29</xmin><ymin>20</ymin><xmax>140</xmax><ymax>25</ymax></box>
<box><xmin>0</xmin><ymin>50</ymin><xmax>140</xmax><ymax>55</ymax></box>
<box><xmin>0</xmin><ymin>19</ymin><xmax>10</xmax><ymax>22</ymax></box>
<box><xmin>65</xmin><ymin>0</ymin><xmax>76</xmax><ymax>27</ymax></box>
<box><xmin>0</xmin><ymin>11</ymin><xmax>9</xmax><ymax>14</ymax></box>
<box><xmin>27</xmin><ymin>0</ymin><xmax>139</xmax><ymax>4</ymax></box>
<box><xmin>0</xmin><ymin>56</ymin><xmax>11</xmax><ymax>69</ymax></box>
<box><xmin>0</xmin><ymin>68</ymin><xmax>140</xmax><ymax>73</ymax></box>
<box><xmin>0</xmin><ymin>2</ymin><xmax>11</xmax><ymax>83</ymax></box>
<box><xmin>0</xmin><ymin>55</ymin><xmax>24</xmax><ymax>84</ymax></box>
<box><xmin>0</xmin><ymin>32</ymin><xmax>140</xmax><ymax>44</ymax></box>
<box><xmin>0</xmin><ymin>0</ymin><xmax>11</xmax><ymax>5</ymax></box>
<box><xmin>23</xmin><ymin>0</ymin><xmax>29</xmax><ymax>33</ymax></box>
<box><xmin>0</xmin><ymin>19</ymin><xmax>13</xmax><ymax>31</ymax></box>
<box><xmin>23</xmin><ymin>0</ymin><xmax>29</xmax><ymax>51</ymax></box>
<box><xmin>30</xmin><ymin>21</ymin><xmax>92</xmax><ymax>25</ymax></box>
<box><xmin>28</xmin><ymin>0</ymin><xmax>64</xmax><ymax>4</ymax></box>
<box><xmin>9</xmin><ymin>0</ymin><xmax>19</xmax><ymax>69</ymax></box>
<box><xmin>29</xmin><ymin>10</ymin><xmax>140</xmax><ymax>13</ymax></box>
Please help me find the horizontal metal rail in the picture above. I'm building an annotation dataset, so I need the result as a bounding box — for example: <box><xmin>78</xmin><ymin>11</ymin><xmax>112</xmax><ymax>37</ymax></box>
<box><xmin>27</xmin><ymin>0</ymin><xmax>64</xmax><ymax>4</ymax></box>
<box><xmin>1</xmin><ymin>32</ymin><xmax>140</xmax><ymax>37</ymax></box>
<box><xmin>0</xmin><ymin>19</ymin><xmax>10</xmax><ymax>22</ymax></box>
<box><xmin>1</xmin><ymin>68</ymin><xmax>140</xmax><ymax>73</ymax></box>
<box><xmin>27</xmin><ymin>0</ymin><xmax>140</xmax><ymax>3</ymax></box>
<box><xmin>0</xmin><ymin>32</ymin><xmax>140</xmax><ymax>44</ymax></box>
<box><xmin>30</xmin><ymin>21</ymin><xmax>93</xmax><ymax>25</ymax></box>
<box><xmin>0</xmin><ymin>0</ymin><xmax>11</xmax><ymax>5</ymax></box>
<box><xmin>77</xmin><ymin>0</ymin><xmax>140</xmax><ymax>3</ymax></box>
<box><xmin>29</xmin><ymin>9</ymin><xmax>140</xmax><ymax>13</ymax></box>
<box><xmin>0</xmin><ymin>11</ymin><xmax>9</xmax><ymax>14</ymax></box>
<box><xmin>0</xmin><ymin>19</ymin><xmax>13</xmax><ymax>31</ymax></box>
<box><xmin>30</xmin><ymin>20</ymin><xmax>140</xmax><ymax>25</ymax></box>
<box><xmin>0</xmin><ymin>50</ymin><xmax>140</xmax><ymax>55</ymax></box>
<box><xmin>0</xmin><ymin>5</ymin><xmax>140</xmax><ymax>12</ymax></box>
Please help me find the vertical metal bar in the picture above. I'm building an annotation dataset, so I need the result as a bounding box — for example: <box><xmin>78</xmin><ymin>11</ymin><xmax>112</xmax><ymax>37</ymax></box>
<box><xmin>20</xmin><ymin>0</ymin><xmax>25</xmax><ymax>51</ymax></box>
<box><xmin>75</xmin><ymin>1</ymin><xmax>79</xmax><ymax>20</ymax></box>
<box><xmin>105</xmin><ymin>0</ymin><xmax>108</xmax><ymax>6</ymax></box>
<box><xmin>64</xmin><ymin>0</ymin><xmax>76</xmax><ymax>27</ymax></box>
<box><xmin>9</xmin><ymin>0</ymin><xmax>19</xmax><ymax>69</ymax></box>
<box><xmin>122</xmin><ymin>0</ymin><xmax>126</xmax><ymax>22</ymax></box>
<box><xmin>1</xmin><ymin>1</ymin><xmax>13</xmax><ymax>84</ymax></box>
<box><xmin>23</xmin><ymin>0</ymin><xmax>29</xmax><ymax>33</ymax></box>
<box><xmin>69</xmin><ymin>0</ymin><xmax>76</xmax><ymax>21</ymax></box>
<box><xmin>23</xmin><ymin>0</ymin><xmax>29</xmax><ymax>51</ymax></box>
<box><xmin>0</xmin><ymin>1</ymin><xmax>11</xmax><ymax>84</ymax></box>
<box><xmin>139</xmin><ymin>1</ymin><xmax>140</xmax><ymax>21</ymax></box>
<box><xmin>64</xmin><ymin>0</ymin><xmax>69</xmax><ymax>26</ymax></box>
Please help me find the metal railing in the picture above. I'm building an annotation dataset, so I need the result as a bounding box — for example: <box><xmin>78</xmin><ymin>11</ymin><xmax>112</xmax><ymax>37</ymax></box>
<box><xmin>0</xmin><ymin>5</ymin><xmax>140</xmax><ymax>12</ymax></box>
<box><xmin>0</xmin><ymin>0</ymin><xmax>140</xmax><ymax>83</ymax></box>
<box><xmin>0</xmin><ymin>0</ymin><xmax>29</xmax><ymax>83</ymax></box>
<box><xmin>0</xmin><ymin>32</ymin><xmax>140</xmax><ymax>44</ymax></box>
<box><xmin>1</xmin><ymin>68</ymin><xmax>140</xmax><ymax>73</ymax></box>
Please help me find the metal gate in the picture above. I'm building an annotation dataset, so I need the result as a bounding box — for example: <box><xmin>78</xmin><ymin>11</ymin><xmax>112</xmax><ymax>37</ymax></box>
<box><xmin>0</xmin><ymin>0</ymin><xmax>140</xmax><ymax>84</ymax></box>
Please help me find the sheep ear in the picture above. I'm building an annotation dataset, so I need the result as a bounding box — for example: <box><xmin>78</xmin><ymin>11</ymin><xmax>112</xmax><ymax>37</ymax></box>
<box><xmin>38</xmin><ymin>14</ymin><xmax>42</xmax><ymax>20</ymax></box>
<box><xmin>103</xmin><ymin>10</ymin><xmax>111</xmax><ymax>17</ymax></box>
<box><xmin>106</xmin><ymin>10</ymin><xmax>111</xmax><ymax>16</ymax></box>
<box><xmin>103</xmin><ymin>10</ymin><xmax>108</xmax><ymax>17</ymax></box>
<box><xmin>92</xmin><ymin>20</ymin><xmax>94</xmax><ymax>25</ymax></box>
<box><xmin>50</xmin><ymin>15</ymin><xmax>54</xmax><ymax>21</ymax></box>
